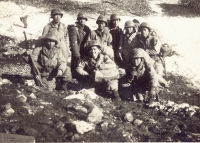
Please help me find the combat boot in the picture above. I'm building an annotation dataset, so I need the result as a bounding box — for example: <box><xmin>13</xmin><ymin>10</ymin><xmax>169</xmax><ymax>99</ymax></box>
<box><xmin>112</xmin><ymin>90</ymin><xmax>121</xmax><ymax>101</ymax></box>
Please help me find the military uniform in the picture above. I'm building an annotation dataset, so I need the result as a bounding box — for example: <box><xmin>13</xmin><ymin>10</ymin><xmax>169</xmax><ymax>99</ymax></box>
<box><xmin>68</xmin><ymin>22</ymin><xmax>91</xmax><ymax>78</ymax></box>
<box><xmin>88</xmin><ymin>29</ymin><xmax>112</xmax><ymax>47</ymax></box>
<box><xmin>76</xmin><ymin>40</ymin><xmax>120</xmax><ymax>100</ymax></box>
<box><xmin>42</xmin><ymin>22</ymin><xmax>68</xmax><ymax>61</ymax></box>
<box><xmin>135</xmin><ymin>34</ymin><xmax>163</xmax><ymax>76</ymax></box>
<box><xmin>125</xmin><ymin>48</ymin><xmax>158</xmax><ymax>101</ymax></box>
<box><xmin>120</xmin><ymin>32</ymin><xmax>137</xmax><ymax>63</ymax></box>
<box><xmin>110</xmin><ymin>26</ymin><xmax>123</xmax><ymax>63</ymax></box>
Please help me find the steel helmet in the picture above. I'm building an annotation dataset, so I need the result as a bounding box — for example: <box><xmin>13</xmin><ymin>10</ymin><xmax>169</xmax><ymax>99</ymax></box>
<box><xmin>96</xmin><ymin>15</ymin><xmax>108</xmax><ymax>25</ymax></box>
<box><xmin>139</xmin><ymin>22</ymin><xmax>151</xmax><ymax>31</ymax></box>
<box><xmin>77</xmin><ymin>12</ymin><xmax>88</xmax><ymax>21</ymax></box>
<box><xmin>124</xmin><ymin>20</ymin><xmax>135</xmax><ymax>28</ymax></box>
<box><xmin>110</xmin><ymin>13</ymin><xmax>120</xmax><ymax>21</ymax></box>
<box><xmin>44</xmin><ymin>33</ymin><xmax>58</xmax><ymax>44</ymax></box>
<box><xmin>130</xmin><ymin>48</ymin><xmax>144</xmax><ymax>58</ymax></box>
<box><xmin>87</xmin><ymin>40</ymin><xmax>102</xmax><ymax>50</ymax></box>
<box><xmin>51</xmin><ymin>9</ymin><xmax>63</xmax><ymax>18</ymax></box>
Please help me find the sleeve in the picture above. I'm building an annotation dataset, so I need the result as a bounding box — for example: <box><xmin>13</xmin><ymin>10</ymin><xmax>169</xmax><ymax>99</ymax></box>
<box><xmin>107</xmin><ymin>33</ymin><xmax>113</xmax><ymax>47</ymax></box>
<box><xmin>146</xmin><ymin>37</ymin><xmax>162</xmax><ymax>56</ymax></box>
<box><xmin>42</xmin><ymin>25</ymin><xmax>49</xmax><ymax>36</ymax></box>
<box><xmin>31</xmin><ymin>47</ymin><xmax>42</xmax><ymax>63</ymax></box>
<box><xmin>146</xmin><ymin>63</ymin><xmax>158</xmax><ymax>88</ymax></box>
<box><xmin>68</xmin><ymin>26</ymin><xmax>80</xmax><ymax>58</ymax></box>
<box><xmin>57</xmin><ymin>50</ymin><xmax>67</xmax><ymax>73</ymax></box>
<box><xmin>76</xmin><ymin>59</ymin><xmax>89</xmax><ymax>76</ymax></box>
<box><xmin>99</xmin><ymin>55</ymin><xmax>116</xmax><ymax>70</ymax></box>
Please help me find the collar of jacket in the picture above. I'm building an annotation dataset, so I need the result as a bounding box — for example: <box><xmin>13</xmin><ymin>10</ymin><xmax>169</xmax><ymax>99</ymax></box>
<box><xmin>75</xmin><ymin>22</ymin><xmax>85</xmax><ymax>30</ymax></box>
<box><xmin>110</xmin><ymin>26</ymin><xmax>120</xmax><ymax>31</ymax></box>
<box><xmin>49</xmin><ymin>21</ymin><xmax>61</xmax><ymax>29</ymax></box>
<box><xmin>42</xmin><ymin>46</ymin><xmax>58</xmax><ymax>58</ymax></box>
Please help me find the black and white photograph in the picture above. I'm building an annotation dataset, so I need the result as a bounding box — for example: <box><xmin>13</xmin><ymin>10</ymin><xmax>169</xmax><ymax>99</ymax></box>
<box><xmin>0</xmin><ymin>0</ymin><xmax>200</xmax><ymax>142</ymax></box>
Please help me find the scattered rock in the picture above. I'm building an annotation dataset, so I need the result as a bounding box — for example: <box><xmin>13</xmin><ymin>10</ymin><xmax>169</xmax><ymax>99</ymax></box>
<box><xmin>29</xmin><ymin>93</ymin><xmax>37</xmax><ymax>99</ymax></box>
<box><xmin>16</xmin><ymin>94</ymin><xmax>27</xmax><ymax>102</ymax></box>
<box><xmin>87</xmin><ymin>106</ymin><xmax>103</xmax><ymax>124</ymax></box>
<box><xmin>71</xmin><ymin>133</ymin><xmax>80</xmax><ymax>142</ymax></box>
<box><xmin>25</xmin><ymin>80</ymin><xmax>35</xmax><ymax>86</ymax></box>
<box><xmin>72</xmin><ymin>120</ymin><xmax>95</xmax><ymax>134</ymax></box>
<box><xmin>81</xmin><ymin>89</ymin><xmax>98</xmax><ymax>99</ymax></box>
<box><xmin>124</xmin><ymin>112</ymin><xmax>134</xmax><ymax>122</ymax></box>
<box><xmin>2</xmin><ymin>108</ymin><xmax>15</xmax><ymax>117</ymax></box>
<box><xmin>101</xmin><ymin>120</ymin><xmax>109</xmax><ymax>131</ymax></box>
<box><xmin>166</xmin><ymin>100</ymin><xmax>175</xmax><ymax>106</ymax></box>
<box><xmin>55</xmin><ymin>122</ymin><xmax>67</xmax><ymax>135</ymax></box>
<box><xmin>2</xmin><ymin>79</ymin><xmax>11</xmax><ymax>84</ymax></box>
<box><xmin>64</xmin><ymin>94</ymin><xmax>85</xmax><ymax>100</ymax></box>
<box><xmin>133</xmin><ymin>119</ymin><xmax>143</xmax><ymax>126</ymax></box>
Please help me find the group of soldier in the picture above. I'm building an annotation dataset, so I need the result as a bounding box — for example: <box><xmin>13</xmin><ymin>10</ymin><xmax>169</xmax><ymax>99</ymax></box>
<box><xmin>24</xmin><ymin>8</ymin><xmax>170</xmax><ymax>104</ymax></box>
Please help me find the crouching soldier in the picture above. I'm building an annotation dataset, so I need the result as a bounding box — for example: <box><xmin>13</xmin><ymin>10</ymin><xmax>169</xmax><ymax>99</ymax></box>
<box><xmin>124</xmin><ymin>48</ymin><xmax>159</xmax><ymax>103</ymax></box>
<box><xmin>25</xmin><ymin>33</ymin><xmax>71</xmax><ymax>91</ymax></box>
<box><xmin>76</xmin><ymin>40</ymin><xmax>121</xmax><ymax>101</ymax></box>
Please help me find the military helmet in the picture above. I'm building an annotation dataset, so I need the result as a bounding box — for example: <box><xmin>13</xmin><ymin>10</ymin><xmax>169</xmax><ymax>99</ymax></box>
<box><xmin>87</xmin><ymin>40</ymin><xmax>102</xmax><ymax>50</ymax></box>
<box><xmin>44</xmin><ymin>33</ymin><xmax>58</xmax><ymax>44</ymax></box>
<box><xmin>124</xmin><ymin>20</ymin><xmax>135</xmax><ymax>28</ymax></box>
<box><xmin>96</xmin><ymin>15</ymin><xmax>108</xmax><ymax>25</ymax></box>
<box><xmin>131</xmin><ymin>48</ymin><xmax>144</xmax><ymax>58</ymax></box>
<box><xmin>51</xmin><ymin>9</ymin><xmax>63</xmax><ymax>18</ymax></box>
<box><xmin>139</xmin><ymin>22</ymin><xmax>151</xmax><ymax>31</ymax></box>
<box><xmin>110</xmin><ymin>13</ymin><xmax>120</xmax><ymax>21</ymax></box>
<box><xmin>77</xmin><ymin>12</ymin><xmax>88</xmax><ymax>21</ymax></box>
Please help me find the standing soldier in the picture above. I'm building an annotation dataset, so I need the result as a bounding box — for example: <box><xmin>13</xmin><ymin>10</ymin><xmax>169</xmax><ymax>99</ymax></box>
<box><xmin>68</xmin><ymin>12</ymin><xmax>91</xmax><ymax>79</ymax></box>
<box><xmin>88</xmin><ymin>15</ymin><xmax>112</xmax><ymax>47</ymax></box>
<box><xmin>109</xmin><ymin>13</ymin><xmax>123</xmax><ymax>64</ymax></box>
<box><xmin>42</xmin><ymin>9</ymin><xmax>68</xmax><ymax>63</ymax></box>
<box><xmin>119</xmin><ymin>20</ymin><xmax>137</xmax><ymax>63</ymax></box>
<box><xmin>135</xmin><ymin>22</ymin><xmax>163</xmax><ymax>76</ymax></box>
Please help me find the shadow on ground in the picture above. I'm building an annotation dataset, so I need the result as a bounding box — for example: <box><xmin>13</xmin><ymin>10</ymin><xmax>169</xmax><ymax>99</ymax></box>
<box><xmin>159</xmin><ymin>3</ymin><xmax>200</xmax><ymax>17</ymax></box>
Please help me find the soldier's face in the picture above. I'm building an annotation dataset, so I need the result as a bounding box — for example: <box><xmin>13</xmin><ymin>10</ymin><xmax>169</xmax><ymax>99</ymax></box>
<box><xmin>141</xmin><ymin>27</ymin><xmax>150</xmax><ymax>38</ymax></box>
<box><xmin>78</xmin><ymin>18</ymin><xmax>86</xmax><ymax>26</ymax></box>
<box><xmin>90</xmin><ymin>46</ymin><xmax>100</xmax><ymax>59</ymax></box>
<box><xmin>97</xmin><ymin>22</ymin><xmax>106</xmax><ymax>30</ymax></box>
<box><xmin>112</xmin><ymin>19</ymin><xmax>119</xmax><ymax>27</ymax></box>
<box><xmin>126</xmin><ymin>27</ymin><xmax>134</xmax><ymax>34</ymax></box>
<box><xmin>132</xmin><ymin>58</ymin><xmax>141</xmax><ymax>67</ymax></box>
<box><xmin>46</xmin><ymin>40</ymin><xmax>56</xmax><ymax>49</ymax></box>
<box><xmin>53</xmin><ymin>14</ymin><xmax>61</xmax><ymax>23</ymax></box>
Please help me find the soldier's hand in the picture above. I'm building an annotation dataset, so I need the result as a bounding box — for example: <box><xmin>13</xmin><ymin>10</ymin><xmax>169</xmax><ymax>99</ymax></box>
<box><xmin>57</xmin><ymin>70</ymin><xmax>63</xmax><ymax>77</ymax></box>
<box><xmin>122</xmin><ymin>83</ymin><xmax>131</xmax><ymax>87</ymax></box>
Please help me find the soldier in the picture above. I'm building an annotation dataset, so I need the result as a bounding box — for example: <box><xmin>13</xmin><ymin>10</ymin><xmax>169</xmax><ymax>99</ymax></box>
<box><xmin>42</xmin><ymin>9</ymin><xmax>68</xmax><ymax>63</ymax></box>
<box><xmin>109</xmin><ymin>13</ymin><xmax>123</xmax><ymax>64</ymax></box>
<box><xmin>88</xmin><ymin>15</ymin><xmax>112</xmax><ymax>47</ymax></box>
<box><xmin>124</xmin><ymin>48</ymin><xmax>159</xmax><ymax>103</ymax></box>
<box><xmin>68</xmin><ymin>12</ymin><xmax>91</xmax><ymax>79</ymax></box>
<box><xmin>76</xmin><ymin>40</ymin><xmax>120</xmax><ymax>101</ymax></box>
<box><xmin>26</xmin><ymin>33</ymin><xmax>71</xmax><ymax>91</ymax></box>
<box><xmin>119</xmin><ymin>20</ymin><xmax>137</xmax><ymax>63</ymax></box>
<box><xmin>135</xmin><ymin>22</ymin><xmax>163</xmax><ymax>76</ymax></box>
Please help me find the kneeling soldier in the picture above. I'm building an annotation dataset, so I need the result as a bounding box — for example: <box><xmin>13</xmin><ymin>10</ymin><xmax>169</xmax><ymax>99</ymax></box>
<box><xmin>76</xmin><ymin>40</ymin><xmax>120</xmax><ymax>101</ymax></box>
<box><xmin>124</xmin><ymin>48</ymin><xmax>159</xmax><ymax>103</ymax></box>
<box><xmin>26</xmin><ymin>33</ymin><xmax>71</xmax><ymax>91</ymax></box>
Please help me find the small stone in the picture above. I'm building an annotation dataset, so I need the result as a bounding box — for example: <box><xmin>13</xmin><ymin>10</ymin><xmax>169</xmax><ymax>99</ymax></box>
<box><xmin>124</xmin><ymin>112</ymin><xmax>134</xmax><ymax>122</ymax></box>
<box><xmin>133</xmin><ymin>119</ymin><xmax>143</xmax><ymax>126</ymax></box>
<box><xmin>108</xmin><ymin>122</ymin><xmax>116</xmax><ymax>128</ymax></box>
<box><xmin>71</xmin><ymin>133</ymin><xmax>80</xmax><ymax>142</ymax></box>
<box><xmin>2</xmin><ymin>108</ymin><xmax>15</xmax><ymax>117</ymax></box>
<box><xmin>1</xmin><ymin>103</ymin><xmax>12</xmax><ymax>110</ymax></box>
<box><xmin>29</xmin><ymin>93</ymin><xmax>37</xmax><ymax>99</ymax></box>
<box><xmin>166</xmin><ymin>100</ymin><xmax>175</xmax><ymax>106</ymax></box>
<box><xmin>25</xmin><ymin>80</ymin><xmax>35</xmax><ymax>86</ymax></box>
<box><xmin>2</xmin><ymin>79</ymin><xmax>11</xmax><ymax>84</ymax></box>
<box><xmin>72</xmin><ymin>121</ymin><xmax>95</xmax><ymax>134</ymax></box>
<box><xmin>64</xmin><ymin>94</ymin><xmax>85</xmax><ymax>100</ymax></box>
<box><xmin>16</xmin><ymin>94</ymin><xmax>27</xmax><ymax>102</ymax></box>
<box><xmin>87</xmin><ymin>106</ymin><xmax>103</xmax><ymax>124</ymax></box>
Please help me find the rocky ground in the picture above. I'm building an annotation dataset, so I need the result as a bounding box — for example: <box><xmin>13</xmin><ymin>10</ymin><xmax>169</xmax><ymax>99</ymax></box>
<box><xmin>0</xmin><ymin>0</ymin><xmax>200</xmax><ymax>142</ymax></box>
